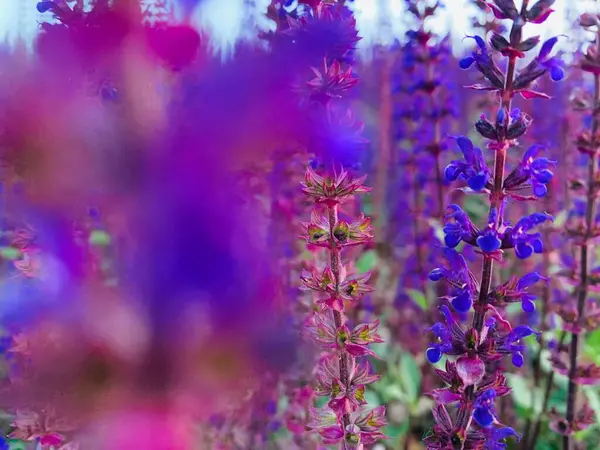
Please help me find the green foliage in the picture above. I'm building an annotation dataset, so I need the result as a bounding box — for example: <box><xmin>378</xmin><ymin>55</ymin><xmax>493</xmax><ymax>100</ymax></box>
<box><xmin>405</xmin><ymin>288</ymin><xmax>428</xmax><ymax>311</ymax></box>
<box><xmin>463</xmin><ymin>195</ymin><xmax>487</xmax><ymax>223</ymax></box>
<box><xmin>8</xmin><ymin>441</ymin><xmax>26</xmax><ymax>450</ymax></box>
<box><xmin>355</xmin><ymin>249</ymin><xmax>378</xmax><ymax>273</ymax></box>
<box><xmin>88</xmin><ymin>229</ymin><xmax>112</xmax><ymax>246</ymax></box>
<box><xmin>0</xmin><ymin>247</ymin><xmax>20</xmax><ymax>260</ymax></box>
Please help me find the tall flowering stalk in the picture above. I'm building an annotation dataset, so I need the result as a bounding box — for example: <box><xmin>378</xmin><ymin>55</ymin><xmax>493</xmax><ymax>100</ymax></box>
<box><xmin>425</xmin><ymin>0</ymin><xmax>562</xmax><ymax>448</ymax></box>
<box><xmin>300</xmin><ymin>171</ymin><xmax>386</xmax><ymax>449</ymax></box>
<box><xmin>545</xmin><ymin>13</ymin><xmax>600</xmax><ymax>450</ymax></box>
<box><xmin>389</xmin><ymin>1</ymin><xmax>456</xmax><ymax>355</ymax></box>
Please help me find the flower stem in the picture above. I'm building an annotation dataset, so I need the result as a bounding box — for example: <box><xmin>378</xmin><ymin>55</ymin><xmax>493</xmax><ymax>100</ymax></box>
<box><xmin>522</xmin><ymin>191</ymin><xmax>555</xmax><ymax>449</ymax></box>
<box><xmin>327</xmin><ymin>204</ymin><xmax>351</xmax><ymax>434</ymax></box>
<box><xmin>564</xmin><ymin>32</ymin><xmax>600</xmax><ymax>448</ymax></box>
<box><xmin>527</xmin><ymin>330</ymin><xmax>568</xmax><ymax>449</ymax></box>
<box><xmin>412</xmin><ymin>167</ymin><xmax>426</xmax><ymax>292</ymax></box>
<box><xmin>426</xmin><ymin>56</ymin><xmax>445</xmax><ymax>218</ymax></box>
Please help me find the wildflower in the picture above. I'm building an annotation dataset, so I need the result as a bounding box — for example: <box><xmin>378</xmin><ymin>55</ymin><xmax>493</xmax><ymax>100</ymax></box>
<box><xmin>550</xmin><ymin>354</ymin><xmax>600</xmax><ymax>385</ymax></box>
<box><xmin>494</xmin><ymin>325</ymin><xmax>541</xmax><ymax>367</ymax></box>
<box><xmin>503</xmin><ymin>144</ymin><xmax>557</xmax><ymax>197</ymax></box>
<box><xmin>483</xmin><ymin>427</ymin><xmax>520</xmax><ymax>450</ymax></box>
<box><xmin>460</xmin><ymin>35</ymin><xmax>505</xmax><ymax>91</ymax></box>
<box><xmin>489</xmin><ymin>272</ymin><xmax>549</xmax><ymax>312</ymax></box>
<box><xmin>444</xmin><ymin>136</ymin><xmax>491</xmax><ymax>191</ymax></box>
<box><xmin>315</xmin><ymin>356</ymin><xmax>379</xmax><ymax>416</ymax></box>
<box><xmin>308</xmin><ymin>406</ymin><xmax>386</xmax><ymax>448</ymax></box>
<box><xmin>306</xmin><ymin>313</ymin><xmax>382</xmax><ymax>357</ymax></box>
<box><xmin>504</xmin><ymin>212</ymin><xmax>554</xmax><ymax>259</ymax></box>
<box><xmin>476</xmin><ymin>208</ymin><xmax>502</xmax><ymax>254</ymax></box>
<box><xmin>429</xmin><ymin>249</ymin><xmax>477</xmax><ymax>313</ymax></box>
<box><xmin>301</xmin><ymin>166</ymin><xmax>370</xmax><ymax>204</ymax></box>
<box><xmin>472</xmin><ymin>389</ymin><xmax>498</xmax><ymax>427</ymax></box>
<box><xmin>426</xmin><ymin>305</ymin><xmax>468</xmax><ymax>363</ymax></box>
<box><xmin>306</xmin><ymin>59</ymin><xmax>359</xmax><ymax>104</ymax></box>
<box><xmin>443</xmin><ymin>204</ymin><xmax>479</xmax><ymax>248</ymax></box>
<box><xmin>513</xmin><ymin>37</ymin><xmax>565</xmax><ymax>96</ymax></box>
<box><xmin>424</xmin><ymin>404</ymin><xmax>485</xmax><ymax>450</ymax></box>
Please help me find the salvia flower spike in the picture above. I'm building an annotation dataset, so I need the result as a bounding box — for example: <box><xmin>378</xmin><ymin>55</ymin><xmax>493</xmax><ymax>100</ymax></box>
<box><xmin>301</xmin><ymin>168</ymin><xmax>385</xmax><ymax>448</ymax></box>
<box><xmin>426</xmin><ymin>0</ymin><xmax>561</xmax><ymax>448</ymax></box>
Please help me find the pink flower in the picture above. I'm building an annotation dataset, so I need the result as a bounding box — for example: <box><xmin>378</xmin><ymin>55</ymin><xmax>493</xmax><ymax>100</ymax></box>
<box><xmin>301</xmin><ymin>167</ymin><xmax>370</xmax><ymax>205</ymax></box>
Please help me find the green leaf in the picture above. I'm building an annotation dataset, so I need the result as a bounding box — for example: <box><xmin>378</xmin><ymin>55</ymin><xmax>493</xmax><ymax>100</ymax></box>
<box><xmin>380</xmin><ymin>382</ymin><xmax>407</xmax><ymax>403</ymax></box>
<box><xmin>584</xmin><ymin>387</ymin><xmax>600</xmax><ymax>425</ymax></box>
<box><xmin>364</xmin><ymin>389</ymin><xmax>382</xmax><ymax>407</ymax></box>
<box><xmin>553</xmin><ymin>210</ymin><xmax>568</xmax><ymax>228</ymax></box>
<box><xmin>88</xmin><ymin>230</ymin><xmax>112</xmax><ymax>246</ymax></box>
<box><xmin>0</xmin><ymin>247</ymin><xmax>21</xmax><ymax>260</ymax></box>
<box><xmin>398</xmin><ymin>352</ymin><xmax>421</xmax><ymax>404</ymax></box>
<box><xmin>356</xmin><ymin>250</ymin><xmax>378</xmax><ymax>273</ymax></box>
<box><xmin>506</xmin><ymin>373</ymin><xmax>543</xmax><ymax>414</ymax></box>
<box><xmin>8</xmin><ymin>440</ymin><xmax>26</xmax><ymax>450</ymax></box>
<box><xmin>585</xmin><ymin>329</ymin><xmax>600</xmax><ymax>364</ymax></box>
<box><xmin>463</xmin><ymin>195</ymin><xmax>487</xmax><ymax>222</ymax></box>
<box><xmin>383</xmin><ymin>422</ymin><xmax>409</xmax><ymax>440</ymax></box>
<box><xmin>405</xmin><ymin>288</ymin><xmax>428</xmax><ymax>311</ymax></box>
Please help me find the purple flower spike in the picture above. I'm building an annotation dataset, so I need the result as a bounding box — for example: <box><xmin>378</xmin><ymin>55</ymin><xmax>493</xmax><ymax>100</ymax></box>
<box><xmin>424</xmin><ymin>5</ymin><xmax>559</xmax><ymax>449</ymax></box>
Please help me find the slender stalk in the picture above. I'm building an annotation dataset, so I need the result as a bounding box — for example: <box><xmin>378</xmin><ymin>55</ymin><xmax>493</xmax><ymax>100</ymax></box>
<box><xmin>412</xmin><ymin>163</ymin><xmax>426</xmax><ymax>292</ymax></box>
<box><xmin>522</xmin><ymin>194</ymin><xmax>553</xmax><ymax>448</ymax></box>
<box><xmin>327</xmin><ymin>204</ymin><xmax>351</xmax><ymax>434</ymax></box>
<box><xmin>564</xmin><ymin>38</ymin><xmax>600</xmax><ymax>448</ymax></box>
<box><xmin>528</xmin><ymin>330</ymin><xmax>568</xmax><ymax>449</ymax></box>
<box><xmin>425</xmin><ymin>57</ymin><xmax>445</xmax><ymax>218</ymax></box>
<box><xmin>375</xmin><ymin>51</ymin><xmax>393</xmax><ymax>240</ymax></box>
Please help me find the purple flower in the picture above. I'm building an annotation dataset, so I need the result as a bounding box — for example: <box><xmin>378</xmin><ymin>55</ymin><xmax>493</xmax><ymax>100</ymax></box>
<box><xmin>473</xmin><ymin>389</ymin><xmax>498</xmax><ymax>427</ymax></box>
<box><xmin>496</xmin><ymin>325</ymin><xmax>541</xmax><ymax>367</ymax></box>
<box><xmin>36</xmin><ymin>1</ymin><xmax>54</xmax><ymax>13</ymax></box>
<box><xmin>476</xmin><ymin>208</ymin><xmax>502</xmax><ymax>253</ymax></box>
<box><xmin>537</xmin><ymin>37</ymin><xmax>565</xmax><ymax>82</ymax></box>
<box><xmin>429</xmin><ymin>248</ymin><xmax>476</xmax><ymax>313</ymax></box>
<box><xmin>426</xmin><ymin>305</ymin><xmax>467</xmax><ymax>363</ymax></box>
<box><xmin>483</xmin><ymin>426</ymin><xmax>521</xmax><ymax>450</ymax></box>
<box><xmin>506</xmin><ymin>212</ymin><xmax>554</xmax><ymax>259</ymax></box>
<box><xmin>459</xmin><ymin>35</ymin><xmax>491</xmax><ymax>69</ymax></box>
<box><xmin>445</xmin><ymin>136</ymin><xmax>491</xmax><ymax>191</ymax></box>
<box><xmin>504</xmin><ymin>145</ymin><xmax>557</xmax><ymax>197</ymax></box>
<box><xmin>443</xmin><ymin>204</ymin><xmax>479</xmax><ymax>248</ymax></box>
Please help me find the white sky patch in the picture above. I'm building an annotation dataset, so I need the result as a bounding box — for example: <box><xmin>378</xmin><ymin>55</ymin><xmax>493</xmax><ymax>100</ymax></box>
<box><xmin>1</xmin><ymin>0</ymin><xmax>600</xmax><ymax>54</ymax></box>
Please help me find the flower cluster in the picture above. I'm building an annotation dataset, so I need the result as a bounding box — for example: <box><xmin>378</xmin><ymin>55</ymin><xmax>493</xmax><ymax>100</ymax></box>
<box><xmin>425</xmin><ymin>1</ymin><xmax>560</xmax><ymax>448</ymax></box>
<box><xmin>301</xmin><ymin>167</ymin><xmax>386</xmax><ymax>448</ymax></box>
